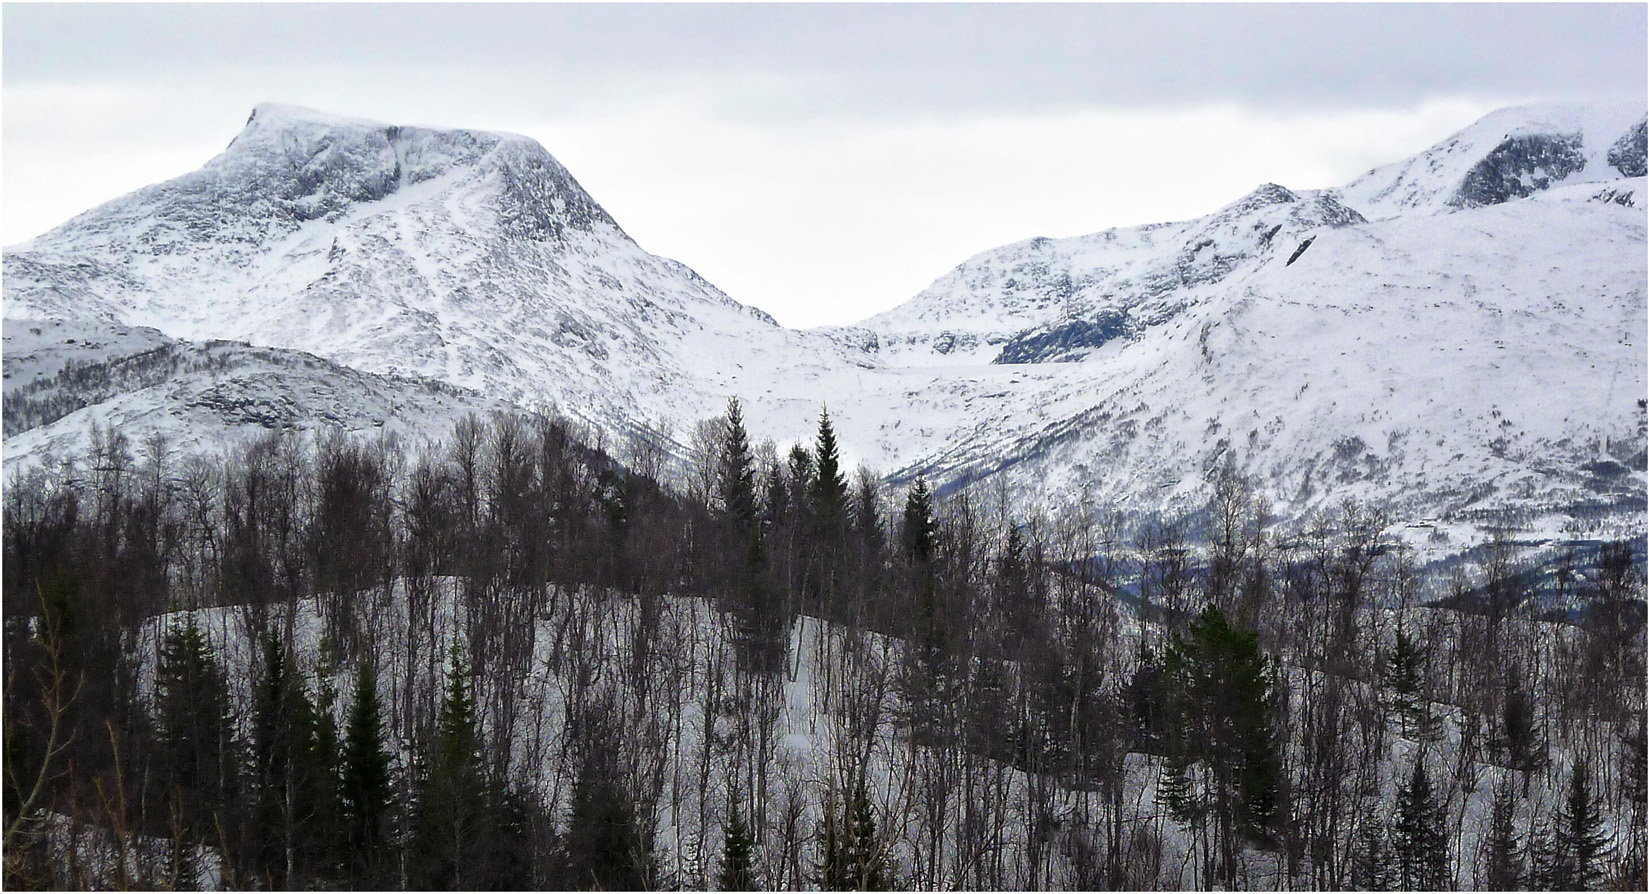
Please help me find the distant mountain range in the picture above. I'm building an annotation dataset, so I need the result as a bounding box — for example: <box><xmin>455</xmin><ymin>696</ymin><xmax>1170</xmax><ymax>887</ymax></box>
<box><xmin>5</xmin><ymin>101</ymin><xmax>1644</xmax><ymax>547</ymax></box>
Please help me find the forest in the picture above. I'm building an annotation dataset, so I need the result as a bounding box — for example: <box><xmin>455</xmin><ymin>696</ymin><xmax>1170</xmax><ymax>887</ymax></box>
<box><xmin>3</xmin><ymin>402</ymin><xmax>1645</xmax><ymax>890</ymax></box>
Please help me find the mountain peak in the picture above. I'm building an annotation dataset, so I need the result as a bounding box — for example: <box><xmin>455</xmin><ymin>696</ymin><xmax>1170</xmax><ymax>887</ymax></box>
<box><xmin>1339</xmin><ymin>99</ymin><xmax>1646</xmax><ymax>218</ymax></box>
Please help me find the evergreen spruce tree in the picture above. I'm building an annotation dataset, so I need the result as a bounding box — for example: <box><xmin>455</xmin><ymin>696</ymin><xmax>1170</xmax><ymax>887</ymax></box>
<box><xmin>488</xmin><ymin>782</ymin><xmax>539</xmax><ymax>890</ymax></box>
<box><xmin>1351</xmin><ymin>818</ymin><xmax>1393</xmax><ymax>891</ymax></box>
<box><xmin>1384</xmin><ymin>629</ymin><xmax>1433</xmax><ymax>740</ymax></box>
<box><xmin>1552</xmin><ymin>761</ymin><xmax>1611</xmax><ymax>890</ymax></box>
<box><xmin>718</xmin><ymin>398</ymin><xmax>761</xmax><ymax>543</ymax></box>
<box><xmin>340</xmin><ymin>661</ymin><xmax>393</xmax><ymax>887</ymax></box>
<box><xmin>1499</xmin><ymin>675</ymin><xmax>1544</xmax><ymax>773</ymax></box>
<box><xmin>409</xmin><ymin>645</ymin><xmax>486</xmax><ymax>889</ymax></box>
<box><xmin>155</xmin><ymin>616</ymin><xmax>237</xmax><ymax>857</ymax></box>
<box><xmin>991</xmin><ymin>523</ymin><xmax>1036</xmax><ymax>655</ymax></box>
<box><xmin>718</xmin><ymin>794</ymin><xmax>756</xmax><ymax>891</ymax></box>
<box><xmin>556</xmin><ymin>702</ymin><xmax>653</xmax><ymax>890</ymax></box>
<box><xmin>811</xmin><ymin>408</ymin><xmax>849</xmax><ymax>533</ymax></box>
<box><xmin>1158</xmin><ymin>605</ymin><xmax>1281</xmax><ymax>885</ymax></box>
<box><xmin>808</xmin><ymin>407</ymin><xmax>850</xmax><ymax>611</ymax></box>
<box><xmin>1392</xmin><ymin>757</ymin><xmax>1448</xmax><ymax>890</ymax></box>
<box><xmin>900</xmin><ymin>477</ymin><xmax>956</xmax><ymax>744</ymax></box>
<box><xmin>719</xmin><ymin>398</ymin><xmax>780</xmax><ymax>671</ymax></box>
<box><xmin>1481</xmin><ymin>782</ymin><xmax>1524</xmax><ymax>891</ymax></box>
<box><xmin>1528</xmin><ymin>823</ymin><xmax>1558</xmax><ymax>891</ymax></box>
<box><xmin>251</xmin><ymin>635</ymin><xmax>329</xmax><ymax>887</ymax></box>
<box><xmin>309</xmin><ymin>676</ymin><xmax>344</xmax><ymax>880</ymax></box>
<box><xmin>849</xmin><ymin>779</ymin><xmax>886</xmax><ymax>890</ymax></box>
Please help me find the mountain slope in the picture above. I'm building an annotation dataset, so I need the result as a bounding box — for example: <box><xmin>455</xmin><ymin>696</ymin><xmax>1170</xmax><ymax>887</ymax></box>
<box><xmin>1336</xmin><ymin>101</ymin><xmax>1645</xmax><ymax>218</ymax></box>
<box><xmin>2</xmin><ymin>317</ymin><xmax>515</xmax><ymax>473</ymax></box>
<box><xmin>874</xmin><ymin>182</ymin><xmax>1645</xmax><ymax>529</ymax></box>
<box><xmin>5</xmin><ymin>101</ymin><xmax>1645</xmax><ymax>542</ymax></box>
<box><xmin>3</xmin><ymin>104</ymin><xmax>850</xmax><ymax>440</ymax></box>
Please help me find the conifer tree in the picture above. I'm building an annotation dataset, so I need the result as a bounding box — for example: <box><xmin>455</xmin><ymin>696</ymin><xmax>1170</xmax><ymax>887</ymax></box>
<box><xmin>1384</xmin><ymin>629</ymin><xmax>1433</xmax><ymax>740</ymax></box>
<box><xmin>720</xmin><ymin>399</ymin><xmax>785</xmax><ymax>672</ymax></box>
<box><xmin>155</xmin><ymin>616</ymin><xmax>237</xmax><ymax>856</ymax></box>
<box><xmin>1392</xmin><ymin>757</ymin><xmax>1448</xmax><ymax>890</ymax></box>
<box><xmin>811</xmin><ymin>408</ymin><xmax>848</xmax><ymax>533</ymax></box>
<box><xmin>1499</xmin><ymin>674</ymin><xmax>1544</xmax><ymax>773</ymax></box>
<box><xmin>340</xmin><ymin>661</ymin><xmax>393</xmax><ymax>887</ymax></box>
<box><xmin>409</xmin><ymin>645</ymin><xmax>486</xmax><ymax>889</ymax></box>
<box><xmin>809</xmin><ymin>407</ymin><xmax>850</xmax><ymax>610</ymax></box>
<box><xmin>718</xmin><ymin>794</ymin><xmax>756</xmax><ymax>891</ymax></box>
<box><xmin>252</xmin><ymin>635</ymin><xmax>334</xmax><ymax>887</ymax></box>
<box><xmin>1549</xmin><ymin>761</ymin><xmax>1611</xmax><ymax>890</ymax></box>
<box><xmin>843</xmin><ymin>779</ymin><xmax>886</xmax><ymax>891</ymax></box>
<box><xmin>1481</xmin><ymin>782</ymin><xmax>1523</xmax><ymax>891</ymax></box>
<box><xmin>718</xmin><ymin>398</ymin><xmax>761</xmax><ymax>543</ymax></box>
<box><xmin>900</xmin><ymin>477</ymin><xmax>956</xmax><ymax>743</ymax></box>
<box><xmin>556</xmin><ymin>702</ymin><xmax>653</xmax><ymax>890</ymax></box>
<box><xmin>1158</xmin><ymin>605</ymin><xmax>1281</xmax><ymax>884</ymax></box>
<box><xmin>1352</xmin><ymin>818</ymin><xmax>1393</xmax><ymax>891</ymax></box>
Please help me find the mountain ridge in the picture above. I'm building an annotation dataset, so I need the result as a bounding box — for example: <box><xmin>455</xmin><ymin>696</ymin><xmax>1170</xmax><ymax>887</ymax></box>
<box><xmin>4</xmin><ymin>101</ymin><xmax>1644</xmax><ymax>546</ymax></box>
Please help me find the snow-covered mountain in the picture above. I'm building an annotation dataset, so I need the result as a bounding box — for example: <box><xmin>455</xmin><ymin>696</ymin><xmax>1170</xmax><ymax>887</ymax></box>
<box><xmin>4</xmin><ymin>101</ymin><xmax>1645</xmax><ymax>541</ymax></box>
<box><xmin>3</xmin><ymin>104</ymin><xmax>856</xmax><ymax>441</ymax></box>
<box><xmin>3</xmin><ymin>317</ymin><xmax>517</xmax><ymax>470</ymax></box>
<box><xmin>1338</xmin><ymin>101</ymin><xmax>1646</xmax><ymax>218</ymax></box>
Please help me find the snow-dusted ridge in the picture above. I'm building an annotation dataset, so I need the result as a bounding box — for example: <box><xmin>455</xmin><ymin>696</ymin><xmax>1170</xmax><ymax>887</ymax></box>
<box><xmin>4</xmin><ymin>101</ymin><xmax>1645</xmax><ymax>541</ymax></box>
<box><xmin>1336</xmin><ymin>100</ymin><xmax>1646</xmax><ymax>219</ymax></box>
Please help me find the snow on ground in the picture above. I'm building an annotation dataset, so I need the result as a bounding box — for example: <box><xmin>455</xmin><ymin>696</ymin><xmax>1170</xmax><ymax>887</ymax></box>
<box><xmin>3</xmin><ymin>101</ymin><xmax>1644</xmax><ymax>548</ymax></box>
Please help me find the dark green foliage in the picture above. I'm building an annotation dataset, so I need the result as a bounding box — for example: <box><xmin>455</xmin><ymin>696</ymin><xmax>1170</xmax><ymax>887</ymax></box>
<box><xmin>1543</xmin><ymin>761</ymin><xmax>1612</xmax><ymax>890</ymax></box>
<box><xmin>718</xmin><ymin>795</ymin><xmax>756</xmax><ymax>891</ymax></box>
<box><xmin>1481</xmin><ymin>782</ymin><xmax>1523</xmax><ymax>891</ymax></box>
<box><xmin>900</xmin><ymin>477</ymin><xmax>937</xmax><ymax>568</ymax></box>
<box><xmin>1127</xmin><ymin>642</ymin><xmax>1172</xmax><ymax>753</ymax></box>
<box><xmin>251</xmin><ymin>636</ymin><xmax>338</xmax><ymax>888</ymax></box>
<box><xmin>844</xmin><ymin>780</ymin><xmax>886</xmax><ymax>890</ymax></box>
<box><xmin>1351</xmin><ymin>818</ymin><xmax>1392</xmax><ymax>891</ymax></box>
<box><xmin>1157</xmin><ymin>605</ymin><xmax>1282</xmax><ymax>884</ymax></box>
<box><xmin>1392</xmin><ymin>757</ymin><xmax>1447</xmax><ymax>890</ymax></box>
<box><xmin>555</xmin><ymin>701</ymin><xmax>653</xmax><ymax>891</ymax></box>
<box><xmin>408</xmin><ymin>646</ymin><xmax>488</xmax><ymax>890</ymax></box>
<box><xmin>808</xmin><ymin>407</ymin><xmax>851</xmax><ymax>611</ymax></box>
<box><xmin>1498</xmin><ymin>674</ymin><xmax>1545</xmax><ymax>773</ymax></box>
<box><xmin>1383</xmin><ymin>629</ymin><xmax>1435</xmax><ymax>741</ymax></box>
<box><xmin>820</xmin><ymin>781</ymin><xmax>885</xmax><ymax>891</ymax></box>
<box><xmin>720</xmin><ymin>399</ymin><xmax>788</xmax><ymax>674</ymax></box>
<box><xmin>990</xmin><ymin>523</ymin><xmax>1043</xmax><ymax>656</ymax></box>
<box><xmin>899</xmin><ymin>477</ymin><xmax>961</xmax><ymax>745</ymax></box>
<box><xmin>340</xmin><ymin>661</ymin><xmax>394</xmax><ymax>887</ymax></box>
<box><xmin>155</xmin><ymin>616</ymin><xmax>237</xmax><ymax>850</ymax></box>
<box><xmin>718</xmin><ymin>398</ymin><xmax>761</xmax><ymax>542</ymax></box>
<box><xmin>810</xmin><ymin>408</ymin><xmax>849</xmax><ymax>535</ymax></box>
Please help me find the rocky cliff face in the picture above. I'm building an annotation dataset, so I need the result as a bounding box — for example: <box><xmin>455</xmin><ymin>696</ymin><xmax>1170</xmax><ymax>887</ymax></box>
<box><xmin>1449</xmin><ymin>132</ymin><xmax>1587</xmax><ymax>208</ymax></box>
<box><xmin>1609</xmin><ymin>119</ymin><xmax>1648</xmax><ymax>177</ymax></box>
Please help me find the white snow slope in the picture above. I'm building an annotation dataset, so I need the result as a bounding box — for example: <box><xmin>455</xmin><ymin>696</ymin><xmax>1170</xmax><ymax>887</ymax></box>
<box><xmin>4</xmin><ymin>101</ymin><xmax>1645</xmax><ymax>535</ymax></box>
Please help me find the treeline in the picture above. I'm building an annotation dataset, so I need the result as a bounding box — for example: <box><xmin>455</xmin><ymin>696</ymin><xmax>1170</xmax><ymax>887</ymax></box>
<box><xmin>3</xmin><ymin>405</ymin><xmax>1645</xmax><ymax>890</ymax></box>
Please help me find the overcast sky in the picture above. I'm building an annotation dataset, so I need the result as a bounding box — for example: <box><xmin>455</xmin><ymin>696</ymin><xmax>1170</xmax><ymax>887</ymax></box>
<box><xmin>4</xmin><ymin>3</ymin><xmax>1645</xmax><ymax>327</ymax></box>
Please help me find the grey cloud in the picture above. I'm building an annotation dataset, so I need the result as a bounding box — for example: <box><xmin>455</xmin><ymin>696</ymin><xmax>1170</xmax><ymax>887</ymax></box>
<box><xmin>6</xmin><ymin>3</ymin><xmax>1644</xmax><ymax>119</ymax></box>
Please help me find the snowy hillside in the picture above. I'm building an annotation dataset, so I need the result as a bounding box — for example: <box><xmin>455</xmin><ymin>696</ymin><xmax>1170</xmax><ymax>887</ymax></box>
<box><xmin>1337</xmin><ymin>101</ymin><xmax>1646</xmax><ymax>218</ymax></box>
<box><xmin>4</xmin><ymin>101</ymin><xmax>1645</xmax><ymax>542</ymax></box>
<box><xmin>2</xmin><ymin>317</ymin><xmax>515</xmax><ymax>474</ymax></box>
<box><xmin>876</xmin><ymin>184</ymin><xmax>1646</xmax><ymax>530</ymax></box>
<box><xmin>2</xmin><ymin>104</ymin><xmax>854</xmax><ymax>441</ymax></box>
